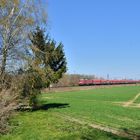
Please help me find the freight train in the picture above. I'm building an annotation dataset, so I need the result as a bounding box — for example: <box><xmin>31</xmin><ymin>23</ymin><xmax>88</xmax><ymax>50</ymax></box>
<box><xmin>79</xmin><ymin>79</ymin><xmax>140</xmax><ymax>86</ymax></box>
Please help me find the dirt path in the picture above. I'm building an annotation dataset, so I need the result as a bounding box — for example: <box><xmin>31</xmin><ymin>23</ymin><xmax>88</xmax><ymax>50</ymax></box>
<box><xmin>58</xmin><ymin>114</ymin><xmax>139</xmax><ymax>140</ymax></box>
<box><xmin>42</xmin><ymin>84</ymin><xmax>140</xmax><ymax>93</ymax></box>
<box><xmin>123</xmin><ymin>93</ymin><xmax>140</xmax><ymax>107</ymax></box>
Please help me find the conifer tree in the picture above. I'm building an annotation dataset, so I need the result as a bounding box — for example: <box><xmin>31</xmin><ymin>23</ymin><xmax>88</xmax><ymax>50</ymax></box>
<box><xmin>29</xmin><ymin>27</ymin><xmax>67</xmax><ymax>88</ymax></box>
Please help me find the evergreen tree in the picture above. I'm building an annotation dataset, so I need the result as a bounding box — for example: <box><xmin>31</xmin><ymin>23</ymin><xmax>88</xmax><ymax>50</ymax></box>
<box><xmin>29</xmin><ymin>27</ymin><xmax>67</xmax><ymax>88</ymax></box>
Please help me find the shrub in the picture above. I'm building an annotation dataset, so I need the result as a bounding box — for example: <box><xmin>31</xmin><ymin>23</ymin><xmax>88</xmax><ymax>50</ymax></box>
<box><xmin>0</xmin><ymin>89</ymin><xmax>18</xmax><ymax>134</ymax></box>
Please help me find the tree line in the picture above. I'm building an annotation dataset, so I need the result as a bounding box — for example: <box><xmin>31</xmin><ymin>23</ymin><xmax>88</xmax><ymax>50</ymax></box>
<box><xmin>53</xmin><ymin>74</ymin><xmax>96</xmax><ymax>87</ymax></box>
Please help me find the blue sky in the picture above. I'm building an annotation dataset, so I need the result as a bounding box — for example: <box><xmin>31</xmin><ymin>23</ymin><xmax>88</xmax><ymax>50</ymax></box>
<box><xmin>46</xmin><ymin>0</ymin><xmax>140</xmax><ymax>79</ymax></box>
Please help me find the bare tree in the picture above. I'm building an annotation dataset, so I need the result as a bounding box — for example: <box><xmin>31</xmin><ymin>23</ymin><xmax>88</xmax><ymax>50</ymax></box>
<box><xmin>0</xmin><ymin>0</ymin><xmax>47</xmax><ymax>83</ymax></box>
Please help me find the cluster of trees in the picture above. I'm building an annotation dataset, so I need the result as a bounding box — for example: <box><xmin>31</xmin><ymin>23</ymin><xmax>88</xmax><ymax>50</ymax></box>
<box><xmin>53</xmin><ymin>74</ymin><xmax>96</xmax><ymax>87</ymax></box>
<box><xmin>0</xmin><ymin>0</ymin><xmax>66</xmax><ymax>133</ymax></box>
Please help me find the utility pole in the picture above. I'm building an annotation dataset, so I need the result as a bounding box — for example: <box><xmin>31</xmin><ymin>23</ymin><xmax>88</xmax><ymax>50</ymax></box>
<box><xmin>107</xmin><ymin>74</ymin><xmax>109</xmax><ymax>80</ymax></box>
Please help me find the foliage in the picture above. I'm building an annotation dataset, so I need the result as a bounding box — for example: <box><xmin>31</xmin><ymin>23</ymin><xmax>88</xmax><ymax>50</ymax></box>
<box><xmin>29</xmin><ymin>27</ymin><xmax>67</xmax><ymax>87</ymax></box>
<box><xmin>0</xmin><ymin>0</ymin><xmax>47</xmax><ymax>134</ymax></box>
<box><xmin>13</xmin><ymin>27</ymin><xmax>67</xmax><ymax>108</ymax></box>
<box><xmin>0</xmin><ymin>0</ymin><xmax>67</xmax><ymax>135</ymax></box>
<box><xmin>0</xmin><ymin>0</ymin><xmax>47</xmax><ymax>83</ymax></box>
<box><xmin>19</xmin><ymin>27</ymin><xmax>67</xmax><ymax>107</ymax></box>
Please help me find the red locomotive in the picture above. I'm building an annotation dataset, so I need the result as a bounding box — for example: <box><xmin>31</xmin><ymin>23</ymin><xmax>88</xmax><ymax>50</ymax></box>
<box><xmin>79</xmin><ymin>79</ymin><xmax>140</xmax><ymax>86</ymax></box>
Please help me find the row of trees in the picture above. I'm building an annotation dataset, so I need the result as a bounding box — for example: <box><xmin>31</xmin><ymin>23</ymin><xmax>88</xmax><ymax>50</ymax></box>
<box><xmin>53</xmin><ymin>74</ymin><xmax>96</xmax><ymax>87</ymax></box>
<box><xmin>0</xmin><ymin>0</ymin><xmax>67</xmax><ymax>133</ymax></box>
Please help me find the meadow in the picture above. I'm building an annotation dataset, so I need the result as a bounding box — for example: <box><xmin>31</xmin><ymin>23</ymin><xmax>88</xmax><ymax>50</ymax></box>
<box><xmin>1</xmin><ymin>85</ymin><xmax>140</xmax><ymax>140</ymax></box>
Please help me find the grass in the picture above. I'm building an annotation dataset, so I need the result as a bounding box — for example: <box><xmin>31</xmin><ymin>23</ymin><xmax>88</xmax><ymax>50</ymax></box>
<box><xmin>1</xmin><ymin>85</ymin><xmax>140</xmax><ymax>140</ymax></box>
<box><xmin>0</xmin><ymin>111</ymin><xmax>128</xmax><ymax>140</ymax></box>
<box><xmin>40</xmin><ymin>86</ymin><xmax>140</xmax><ymax>134</ymax></box>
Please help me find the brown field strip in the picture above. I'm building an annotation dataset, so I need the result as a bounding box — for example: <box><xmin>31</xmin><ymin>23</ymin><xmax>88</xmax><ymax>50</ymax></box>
<box><xmin>42</xmin><ymin>84</ymin><xmax>140</xmax><ymax>93</ymax></box>
<box><xmin>123</xmin><ymin>93</ymin><xmax>140</xmax><ymax>107</ymax></box>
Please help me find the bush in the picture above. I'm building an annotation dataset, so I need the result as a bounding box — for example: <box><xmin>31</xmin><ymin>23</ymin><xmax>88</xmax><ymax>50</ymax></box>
<box><xmin>0</xmin><ymin>74</ymin><xmax>23</xmax><ymax>134</ymax></box>
<box><xmin>0</xmin><ymin>89</ymin><xmax>18</xmax><ymax>134</ymax></box>
<box><xmin>19</xmin><ymin>71</ymin><xmax>42</xmax><ymax>109</ymax></box>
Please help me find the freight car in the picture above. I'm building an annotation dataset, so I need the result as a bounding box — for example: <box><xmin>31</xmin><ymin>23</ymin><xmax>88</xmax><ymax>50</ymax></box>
<box><xmin>79</xmin><ymin>79</ymin><xmax>140</xmax><ymax>86</ymax></box>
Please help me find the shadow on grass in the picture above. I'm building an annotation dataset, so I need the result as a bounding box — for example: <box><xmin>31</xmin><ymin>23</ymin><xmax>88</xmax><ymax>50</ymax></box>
<box><xmin>17</xmin><ymin>103</ymin><xmax>70</xmax><ymax>112</ymax></box>
<box><xmin>32</xmin><ymin>103</ymin><xmax>70</xmax><ymax>111</ymax></box>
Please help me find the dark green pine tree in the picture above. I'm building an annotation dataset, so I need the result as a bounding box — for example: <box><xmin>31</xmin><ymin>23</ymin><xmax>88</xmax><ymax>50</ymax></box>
<box><xmin>30</xmin><ymin>27</ymin><xmax>67</xmax><ymax>88</ymax></box>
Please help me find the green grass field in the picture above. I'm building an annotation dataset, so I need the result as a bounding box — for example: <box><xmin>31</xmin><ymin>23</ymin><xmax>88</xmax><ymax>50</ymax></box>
<box><xmin>1</xmin><ymin>85</ymin><xmax>140</xmax><ymax>140</ymax></box>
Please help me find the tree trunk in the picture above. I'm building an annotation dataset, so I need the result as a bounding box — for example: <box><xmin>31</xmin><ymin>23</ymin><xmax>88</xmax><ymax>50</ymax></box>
<box><xmin>0</xmin><ymin>46</ymin><xmax>7</xmax><ymax>82</ymax></box>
